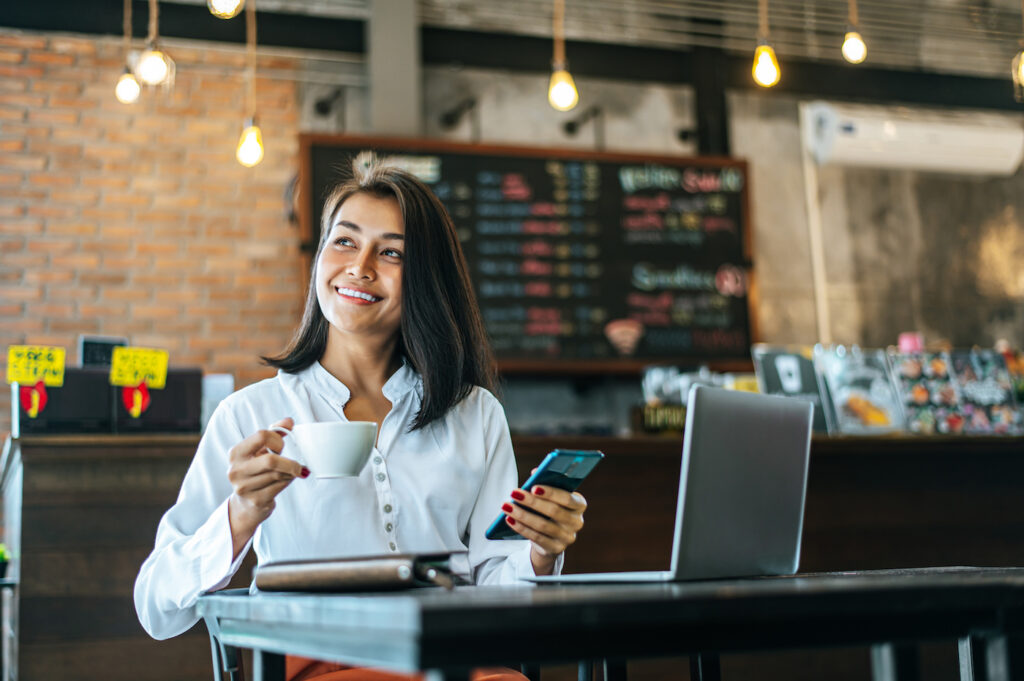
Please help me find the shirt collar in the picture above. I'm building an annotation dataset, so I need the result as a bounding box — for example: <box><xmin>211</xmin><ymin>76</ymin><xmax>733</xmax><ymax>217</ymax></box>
<box><xmin>294</xmin><ymin>358</ymin><xmax>421</xmax><ymax>406</ymax></box>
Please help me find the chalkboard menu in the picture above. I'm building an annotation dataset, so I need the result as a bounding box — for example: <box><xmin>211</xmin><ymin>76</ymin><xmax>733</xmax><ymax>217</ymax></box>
<box><xmin>300</xmin><ymin>135</ymin><xmax>754</xmax><ymax>371</ymax></box>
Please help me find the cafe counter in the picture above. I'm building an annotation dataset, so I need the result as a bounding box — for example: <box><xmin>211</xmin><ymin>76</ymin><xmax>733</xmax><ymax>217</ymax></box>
<box><xmin>2</xmin><ymin>433</ymin><xmax>1022</xmax><ymax>681</ymax></box>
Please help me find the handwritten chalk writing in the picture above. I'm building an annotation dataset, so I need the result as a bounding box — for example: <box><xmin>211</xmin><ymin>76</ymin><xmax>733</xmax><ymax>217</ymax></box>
<box><xmin>553</xmin><ymin>243</ymin><xmax>600</xmax><ymax>259</ymax></box>
<box><xmin>525</xmin><ymin>321</ymin><xmax>565</xmax><ymax>336</ymax></box>
<box><xmin>479</xmin><ymin>281</ymin><xmax>560</xmax><ymax>298</ymax></box>
<box><xmin>521</xmin><ymin>240</ymin><xmax>554</xmax><ymax>256</ymax></box>
<box><xmin>502</xmin><ymin>174</ymin><xmax>532</xmax><ymax>201</ymax></box>
<box><xmin>477</xmin><ymin>171</ymin><xmax>502</xmax><ymax>185</ymax></box>
<box><xmin>681</xmin><ymin>168</ymin><xmax>744</xmax><ymax>193</ymax></box>
<box><xmin>109</xmin><ymin>347</ymin><xmax>168</xmax><ymax>389</ymax></box>
<box><xmin>523</xmin><ymin>220</ymin><xmax>568</xmax><ymax>235</ymax></box>
<box><xmin>622</xmin><ymin>213</ymin><xmax>664</xmax><ymax>230</ymax></box>
<box><xmin>627</xmin><ymin>292</ymin><xmax>674</xmax><ymax>310</ymax></box>
<box><xmin>531</xmin><ymin>203</ymin><xmax>584</xmax><ymax>217</ymax></box>
<box><xmin>629</xmin><ymin>310</ymin><xmax>671</xmax><ymax>326</ymax></box>
<box><xmin>486</xmin><ymin>322</ymin><xmax>527</xmax><ymax>336</ymax></box>
<box><xmin>574</xmin><ymin>307</ymin><xmax>608</xmax><ymax>323</ymax></box>
<box><xmin>6</xmin><ymin>345</ymin><xmax>66</xmax><ymax>387</ymax></box>
<box><xmin>553</xmin><ymin>262</ymin><xmax>602</xmax><ymax>278</ymax></box>
<box><xmin>623</xmin><ymin>231</ymin><xmax>704</xmax><ymax>247</ymax></box>
<box><xmin>694</xmin><ymin>311</ymin><xmax>733</xmax><ymax>327</ymax></box>
<box><xmin>671</xmin><ymin>196</ymin><xmax>709</xmax><ymax>213</ymax></box>
<box><xmin>478</xmin><ymin>260</ymin><xmax>520</xmax><ymax>276</ymax></box>
<box><xmin>477</xmin><ymin>240</ymin><xmax>522</xmax><ymax>256</ymax></box>
<box><xmin>706</xmin><ymin>194</ymin><xmax>728</xmax><ymax>213</ymax></box>
<box><xmin>622</xmin><ymin>193</ymin><xmax>671</xmax><ymax>211</ymax></box>
<box><xmin>483</xmin><ymin>307</ymin><xmax>527</xmax><ymax>322</ymax></box>
<box><xmin>632</xmin><ymin>263</ymin><xmax>715</xmax><ymax>292</ymax></box>
<box><xmin>521</xmin><ymin>259</ymin><xmax>553</xmax><ymax>276</ymax></box>
<box><xmin>619</xmin><ymin>165</ymin><xmax>681</xmax><ymax>193</ymax></box>
<box><xmin>432</xmin><ymin>183</ymin><xmax>451</xmax><ymax>200</ymax></box>
<box><xmin>524</xmin><ymin>282</ymin><xmax>552</xmax><ymax>297</ymax></box>
<box><xmin>703</xmin><ymin>217</ymin><xmax>735</xmax><ymax>234</ymax></box>
<box><xmin>476</xmin><ymin>220</ymin><xmax>526</xmax><ymax>235</ymax></box>
<box><xmin>477</xmin><ymin>188</ymin><xmax>504</xmax><ymax>201</ymax></box>
<box><xmin>478</xmin><ymin>203</ymin><xmax>533</xmax><ymax>217</ymax></box>
<box><xmin>388</xmin><ymin>155</ymin><xmax>441</xmax><ymax>184</ymax></box>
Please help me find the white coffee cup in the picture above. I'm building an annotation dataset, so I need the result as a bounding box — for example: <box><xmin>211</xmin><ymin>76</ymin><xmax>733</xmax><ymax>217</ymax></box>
<box><xmin>271</xmin><ymin>421</ymin><xmax>377</xmax><ymax>478</ymax></box>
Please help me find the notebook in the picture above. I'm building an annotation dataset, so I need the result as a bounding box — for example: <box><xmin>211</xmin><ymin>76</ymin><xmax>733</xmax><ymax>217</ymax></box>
<box><xmin>527</xmin><ymin>385</ymin><xmax>814</xmax><ymax>584</ymax></box>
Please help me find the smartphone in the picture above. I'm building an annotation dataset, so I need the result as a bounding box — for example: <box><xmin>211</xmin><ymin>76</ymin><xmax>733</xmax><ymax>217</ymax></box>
<box><xmin>484</xmin><ymin>449</ymin><xmax>604</xmax><ymax>540</ymax></box>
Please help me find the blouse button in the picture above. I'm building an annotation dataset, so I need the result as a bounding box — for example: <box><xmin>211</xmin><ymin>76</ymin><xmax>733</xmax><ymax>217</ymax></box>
<box><xmin>383</xmin><ymin>504</ymin><xmax>392</xmax><ymax>513</ymax></box>
<box><xmin>376</xmin><ymin>472</ymin><xmax>386</xmax><ymax>482</ymax></box>
<box><xmin>374</xmin><ymin>456</ymin><xmax>383</xmax><ymax>465</ymax></box>
<box><xmin>385</xmin><ymin>522</ymin><xmax>393</xmax><ymax>532</ymax></box>
<box><xmin>389</xmin><ymin>542</ymin><xmax>397</xmax><ymax>551</ymax></box>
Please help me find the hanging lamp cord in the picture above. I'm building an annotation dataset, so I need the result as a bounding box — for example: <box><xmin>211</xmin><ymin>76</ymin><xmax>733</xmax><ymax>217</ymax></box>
<box><xmin>848</xmin><ymin>0</ymin><xmax>859</xmax><ymax>28</ymax></box>
<box><xmin>246</xmin><ymin>0</ymin><xmax>257</xmax><ymax>119</ymax></box>
<box><xmin>553</xmin><ymin>0</ymin><xmax>565</xmax><ymax>66</ymax></box>
<box><xmin>123</xmin><ymin>0</ymin><xmax>133</xmax><ymax>57</ymax></box>
<box><xmin>758</xmin><ymin>0</ymin><xmax>769</xmax><ymax>40</ymax></box>
<box><xmin>147</xmin><ymin>0</ymin><xmax>158</xmax><ymax>44</ymax></box>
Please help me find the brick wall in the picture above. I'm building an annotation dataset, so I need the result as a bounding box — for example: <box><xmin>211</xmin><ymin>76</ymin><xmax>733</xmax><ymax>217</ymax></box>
<box><xmin>0</xmin><ymin>29</ymin><xmax>309</xmax><ymax>436</ymax></box>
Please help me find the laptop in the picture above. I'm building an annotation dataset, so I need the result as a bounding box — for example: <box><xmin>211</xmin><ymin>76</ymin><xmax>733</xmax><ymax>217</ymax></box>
<box><xmin>527</xmin><ymin>385</ymin><xmax>815</xmax><ymax>583</ymax></box>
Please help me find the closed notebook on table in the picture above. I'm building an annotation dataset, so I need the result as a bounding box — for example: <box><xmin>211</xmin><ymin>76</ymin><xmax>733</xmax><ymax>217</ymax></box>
<box><xmin>253</xmin><ymin>552</ymin><xmax>465</xmax><ymax>592</ymax></box>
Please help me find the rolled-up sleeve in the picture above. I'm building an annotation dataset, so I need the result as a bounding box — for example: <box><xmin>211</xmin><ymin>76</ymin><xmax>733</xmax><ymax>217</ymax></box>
<box><xmin>134</xmin><ymin>401</ymin><xmax>252</xmax><ymax>640</ymax></box>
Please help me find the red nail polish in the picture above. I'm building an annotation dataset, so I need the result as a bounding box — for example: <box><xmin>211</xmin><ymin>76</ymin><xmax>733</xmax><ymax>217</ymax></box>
<box><xmin>533</xmin><ymin>486</ymin><xmax>545</xmax><ymax>495</ymax></box>
<box><xmin>510</xmin><ymin>490</ymin><xmax>525</xmax><ymax>501</ymax></box>
<box><xmin>502</xmin><ymin>503</ymin><xmax>514</xmax><ymax>514</ymax></box>
<box><xmin>300</xmin><ymin>467</ymin><xmax>310</xmax><ymax>478</ymax></box>
<box><xmin>506</xmin><ymin>517</ymin><xmax>516</xmax><ymax>526</ymax></box>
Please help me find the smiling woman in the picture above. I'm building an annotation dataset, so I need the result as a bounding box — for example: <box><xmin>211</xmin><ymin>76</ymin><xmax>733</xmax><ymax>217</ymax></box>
<box><xmin>134</xmin><ymin>153</ymin><xmax>590</xmax><ymax>681</ymax></box>
<box><xmin>265</xmin><ymin>152</ymin><xmax>496</xmax><ymax>430</ymax></box>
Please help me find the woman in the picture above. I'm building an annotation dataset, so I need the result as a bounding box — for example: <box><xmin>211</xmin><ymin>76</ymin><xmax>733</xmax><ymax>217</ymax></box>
<box><xmin>134</xmin><ymin>154</ymin><xmax>588</xmax><ymax>681</ymax></box>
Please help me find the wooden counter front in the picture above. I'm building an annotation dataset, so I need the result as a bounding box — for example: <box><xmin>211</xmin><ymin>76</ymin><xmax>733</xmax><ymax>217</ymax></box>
<box><xmin>0</xmin><ymin>434</ymin><xmax>212</xmax><ymax>681</ymax></box>
<box><xmin>513</xmin><ymin>435</ymin><xmax>1024</xmax><ymax>575</ymax></box>
<box><xmin>1</xmin><ymin>433</ymin><xmax>1021</xmax><ymax>681</ymax></box>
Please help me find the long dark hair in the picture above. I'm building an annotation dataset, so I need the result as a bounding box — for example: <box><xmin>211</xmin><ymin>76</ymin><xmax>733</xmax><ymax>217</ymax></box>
<box><xmin>263</xmin><ymin>152</ymin><xmax>497</xmax><ymax>430</ymax></box>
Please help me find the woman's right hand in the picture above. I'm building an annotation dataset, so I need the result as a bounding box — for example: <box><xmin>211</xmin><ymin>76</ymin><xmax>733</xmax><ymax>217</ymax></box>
<box><xmin>226</xmin><ymin>417</ymin><xmax>309</xmax><ymax>558</ymax></box>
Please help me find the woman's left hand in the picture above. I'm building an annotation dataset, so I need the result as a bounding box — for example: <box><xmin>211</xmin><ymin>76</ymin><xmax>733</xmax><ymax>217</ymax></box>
<box><xmin>501</xmin><ymin>485</ymin><xmax>587</xmax><ymax>575</ymax></box>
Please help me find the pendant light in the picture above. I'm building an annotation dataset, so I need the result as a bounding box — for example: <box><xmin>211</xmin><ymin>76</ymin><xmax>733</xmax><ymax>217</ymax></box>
<box><xmin>208</xmin><ymin>0</ymin><xmax>245</xmax><ymax>19</ymax></box>
<box><xmin>548</xmin><ymin>0</ymin><xmax>579</xmax><ymax>111</ymax></box>
<box><xmin>136</xmin><ymin>0</ymin><xmax>174</xmax><ymax>87</ymax></box>
<box><xmin>1013</xmin><ymin>0</ymin><xmax>1024</xmax><ymax>101</ymax></box>
<box><xmin>752</xmin><ymin>0</ymin><xmax>780</xmax><ymax>88</ymax></box>
<box><xmin>114</xmin><ymin>0</ymin><xmax>140</xmax><ymax>104</ymax></box>
<box><xmin>236</xmin><ymin>0</ymin><xmax>264</xmax><ymax>167</ymax></box>
<box><xmin>842</xmin><ymin>0</ymin><xmax>868</xmax><ymax>64</ymax></box>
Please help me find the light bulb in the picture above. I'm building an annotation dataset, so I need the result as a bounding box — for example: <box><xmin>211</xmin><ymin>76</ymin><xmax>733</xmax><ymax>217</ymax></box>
<box><xmin>208</xmin><ymin>0</ymin><xmax>245</xmax><ymax>19</ymax></box>
<box><xmin>752</xmin><ymin>43</ymin><xmax>781</xmax><ymax>88</ymax></box>
<box><xmin>115</xmin><ymin>71</ymin><xmax>141</xmax><ymax>104</ymax></box>
<box><xmin>236</xmin><ymin>122</ymin><xmax>264</xmax><ymax>167</ymax></box>
<box><xmin>1014</xmin><ymin>50</ymin><xmax>1024</xmax><ymax>86</ymax></box>
<box><xmin>842</xmin><ymin>31</ymin><xmax>867</xmax><ymax>64</ymax></box>
<box><xmin>548</xmin><ymin>67</ymin><xmax>579</xmax><ymax>112</ymax></box>
<box><xmin>137</xmin><ymin>48</ymin><xmax>171</xmax><ymax>85</ymax></box>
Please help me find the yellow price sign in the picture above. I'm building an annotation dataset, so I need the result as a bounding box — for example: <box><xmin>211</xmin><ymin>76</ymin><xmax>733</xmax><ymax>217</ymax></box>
<box><xmin>109</xmin><ymin>347</ymin><xmax>169</xmax><ymax>389</ymax></box>
<box><xmin>6</xmin><ymin>346</ymin><xmax>66</xmax><ymax>387</ymax></box>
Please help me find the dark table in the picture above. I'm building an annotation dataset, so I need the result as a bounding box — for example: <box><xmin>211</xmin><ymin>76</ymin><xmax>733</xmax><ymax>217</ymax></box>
<box><xmin>197</xmin><ymin>567</ymin><xmax>1024</xmax><ymax>681</ymax></box>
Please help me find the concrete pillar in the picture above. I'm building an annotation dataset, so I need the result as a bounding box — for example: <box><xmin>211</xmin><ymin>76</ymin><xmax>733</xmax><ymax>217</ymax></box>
<box><xmin>368</xmin><ymin>0</ymin><xmax>421</xmax><ymax>135</ymax></box>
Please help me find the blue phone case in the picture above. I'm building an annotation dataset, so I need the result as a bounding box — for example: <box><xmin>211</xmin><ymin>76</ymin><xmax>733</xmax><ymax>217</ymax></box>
<box><xmin>484</xmin><ymin>449</ymin><xmax>604</xmax><ymax>540</ymax></box>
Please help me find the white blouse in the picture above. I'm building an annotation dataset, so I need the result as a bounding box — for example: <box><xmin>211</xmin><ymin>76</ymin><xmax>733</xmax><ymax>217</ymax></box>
<box><xmin>135</xmin><ymin>361</ymin><xmax>556</xmax><ymax>641</ymax></box>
